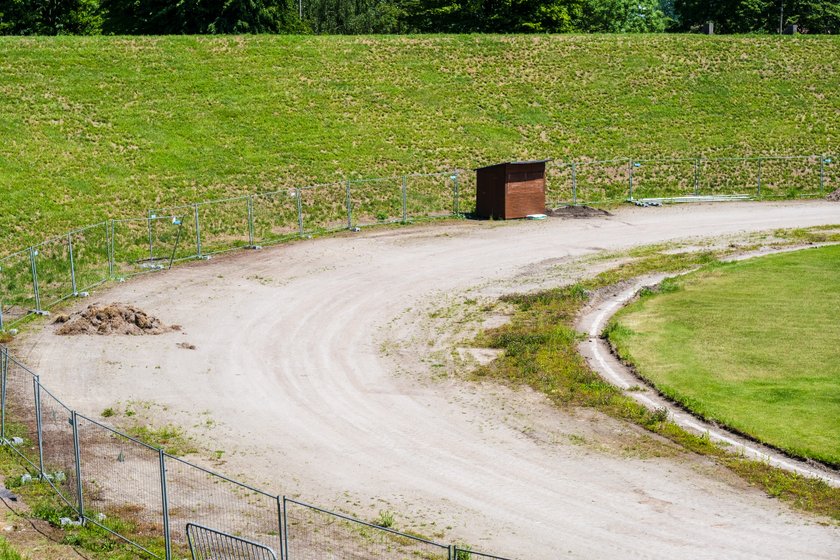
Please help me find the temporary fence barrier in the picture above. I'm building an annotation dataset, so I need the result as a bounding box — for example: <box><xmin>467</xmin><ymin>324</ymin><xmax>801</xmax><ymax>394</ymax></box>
<box><xmin>1</xmin><ymin>156</ymin><xmax>835</xmax><ymax>331</ymax></box>
<box><xmin>0</xmin><ymin>346</ymin><xmax>515</xmax><ymax>560</ymax></box>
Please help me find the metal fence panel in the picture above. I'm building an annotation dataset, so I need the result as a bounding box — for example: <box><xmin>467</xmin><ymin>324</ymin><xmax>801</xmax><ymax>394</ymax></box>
<box><xmin>152</xmin><ymin>208</ymin><xmax>198</xmax><ymax>264</ymax></box>
<box><xmin>71</xmin><ymin>222</ymin><xmax>110</xmax><ymax>293</ymax></box>
<box><xmin>37</xmin><ymin>386</ymin><xmax>79</xmax><ymax>511</ymax></box>
<box><xmin>195</xmin><ymin>197</ymin><xmax>251</xmax><ymax>256</ymax></box>
<box><xmin>454</xmin><ymin>170</ymin><xmax>477</xmax><ymax>215</ymax></box>
<box><xmin>187</xmin><ymin>522</ymin><xmax>278</xmax><ymax>560</ymax></box>
<box><xmin>284</xmin><ymin>498</ymin><xmax>450</xmax><ymax>560</ymax></box>
<box><xmin>299</xmin><ymin>182</ymin><xmax>348</xmax><ymax>234</ymax></box>
<box><xmin>573</xmin><ymin>160</ymin><xmax>630</xmax><ymax>204</ymax></box>
<box><xmin>544</xmin><ymin>162</ymin><xmax>574</xmax><ymax>207</ymax></box>
<box><xmin>164</xmin><ymin>454</ymin><xmax>282</xmax><ymax>556</ymax></box>
<box><xmin>33</xmin><ymin>235</ymin><xmax>73</xmax><ymax>308</ymax></box>
<box><xmin>630</xmin><ymin>159</ymin><xmax>699</xmax><ymax>200</ymax></box>
<box><xmin>3</xmin><ymin>357</ymin><xmax>40</xmax><ymax>470</ymax></box>
<box><xmin>252</xmin><ymin>191</ymin><xmax>301</xmax><ymax>245</ymax></box>
<box><xmin>0</xmin><ymin>249</ymin><xmax>36</xmax><ymax>326</ymax></box>
<box><xmin>348</xmin><ymin>177</ymin><xmax>403</xmax><ymax>227</ymax></box>
<box><xmin>756</xmin><ymin>156</ymin><xmax>819</xmax><ymax>199</ymax></box>
<box><xmin>112</xmin><ymin>216</ymin><xmax>187</xmax><ymax>278</ymax></box>
<box><xmin>405</xmin><ymin>173</ymin><xmax>457</xmax><ymax>220</ymax></box>
<box><xmin>822</xmin><ymin>156</ymin><xmax>837</xmax><ymax>194</ymax></box>
<box><xmin>699</xmin><ymin>157</ymin><xmax>757</xmax><ymax>196</ymax></box>
<box><xmin>75</xmin><ymin>414</ymin><xmax>165</xmax><ymax>558</ymax></box>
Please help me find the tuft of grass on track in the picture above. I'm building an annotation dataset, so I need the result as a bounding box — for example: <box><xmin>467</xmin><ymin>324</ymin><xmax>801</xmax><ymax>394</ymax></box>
<box><xmin>609</xmin><ymin>244</ymin><xmax>840</xmax><ymax>467</ymax></box>
<box><xmin>1</xmin><ymin>35</ymin><xmax>840</xmax><ymax>250</ymax></box>
<box><xmin>0</xmin><ymin>539</ymin><xmax>26</xmax><ymax>560</ymax></box>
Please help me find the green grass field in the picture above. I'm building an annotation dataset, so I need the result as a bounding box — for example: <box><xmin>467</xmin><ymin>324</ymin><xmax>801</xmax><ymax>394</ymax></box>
<box><xmin>1</xmin><ymin>34</ymin><xmax>839</xmax><ymax>250</ymax></box>
<box><xmin>609</xmin><ymin>245</ymin><xmax>840</xmax><ymax>466</ymax></box>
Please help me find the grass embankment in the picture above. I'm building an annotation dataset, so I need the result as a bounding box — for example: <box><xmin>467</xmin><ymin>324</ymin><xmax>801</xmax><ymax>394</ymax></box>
<box><xmin>608</xmin><ymin>244</ymin><xmax>840</xmax><ymax>467</ymax></box>
<box><xmin>1</xmin><ymin>35</ymin><xmax>839</xmax><ymax>249</ymax></box>
<box><xmin>475</xmin><ymin>232</ymin><xmax>840</xmax><ymax>520</ymax></box>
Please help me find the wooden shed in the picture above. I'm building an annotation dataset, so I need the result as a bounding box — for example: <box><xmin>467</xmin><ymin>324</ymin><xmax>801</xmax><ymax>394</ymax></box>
<box><xmin>474</xmin><ymin>160</ymin><xmax>548</xmax><ymax>220</ymax></box>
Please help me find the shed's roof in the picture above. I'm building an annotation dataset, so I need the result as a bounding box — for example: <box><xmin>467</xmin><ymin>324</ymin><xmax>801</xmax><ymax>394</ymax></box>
<box><xmin>474</xmin><ymin>159</ymin><xmax>551</xmax><ymax>171</ymax></box>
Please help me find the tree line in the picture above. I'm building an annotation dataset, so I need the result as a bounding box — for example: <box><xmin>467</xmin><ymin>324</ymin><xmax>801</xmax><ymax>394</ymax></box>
<box><xmin>1</xmin><ymin>0</ymin><xmax>838</xmax><ymax>35</ymax></box>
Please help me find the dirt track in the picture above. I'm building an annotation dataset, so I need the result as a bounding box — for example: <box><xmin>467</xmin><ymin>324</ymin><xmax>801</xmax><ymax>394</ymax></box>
<box><xmin>18</xmin><ymin>201</ymin><xmax>840</xmax><ymax>559</ymax></box>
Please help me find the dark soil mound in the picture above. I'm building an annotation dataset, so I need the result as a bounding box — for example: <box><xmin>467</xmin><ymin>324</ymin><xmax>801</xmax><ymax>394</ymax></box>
<box><xmin>54</xmin><ymin>303</ymin><xmax>179</xmax><ymax>336</ymax></box>
<box><xmin>546</xmin><ymin>205</ymin><xmax>612</xmax><ymax>218</ymax></box>
<box><xmin>827</xmin><ymin>188</ymin><xmax>840</xmax><ymax>202</ymax></box>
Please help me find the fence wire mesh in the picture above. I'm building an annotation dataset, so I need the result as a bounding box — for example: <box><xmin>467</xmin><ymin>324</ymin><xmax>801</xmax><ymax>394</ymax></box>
<box><xmin>405</xmin><ymin>173</ymin><xmax>457</xmax><ymax>220</ymax></box>
<box><xmin>33</xmin><ymin>235</ymin><xmax>73</xmax><ymax>308</ymax></box>
<box><xmin>195</xmin><ymin>197</ymin><xmax>252</xmax><ymax>256</ymax></box>
<box><xmin>349</xmin><ymin>177</ymin><xmax>404</xmax><ymax>227</ymax></box>
<box><xmin>0</xmin><ymin>249</ymin><xmax>37</xmax><ymax>324</ymax></box>
<box><xmin>3</xmin><ymin>358</ymin><xmax>40</xmax><ymax>470</ymax></box>
<box><xmin>37</xmin><ymin>386</ymin><xmax>79</xmax><ymax>511</ymax></box>
<box><xmin>299</xmin><ymin>182</ymin><xmax>349</xmax><ymax>234</ymax></box>
<box><xmin>75</xmin><ymin>413</ymin><xmax>166</xmax><ymax>558</ymax></box>
<box><xmin>251</xmin><ymin>190</ymin><xmax>301</xmax><ymax>245</ymax></box>
<box><xmin>165</xmin><ymin>454</ymin><xmax>282</xmax><ymax>555</ymax></box>
<box><xmin>284</xmin><ymin>498</ymin><xmax>450</xmax><ymax>560</ymax></box>
<box><xmin>71</xmin><ymin>222</ymin><xmax>111</xmax><ymax>293</ymax></box>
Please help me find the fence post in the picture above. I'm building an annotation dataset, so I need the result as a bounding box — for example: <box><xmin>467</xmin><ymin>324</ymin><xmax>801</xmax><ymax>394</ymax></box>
<box><xmin>819</xmin><ymin>156</ymin><xmax>826</xmax><ymax>195</ymax></box>
<box><xmin>276</xmin><ymin>496</ymin><xmax>285</xmax><ymax>560</ymax></box>
<box><xmin>107</xmin><ymin>220</ymin><xmax>115</xmax><ymax>279</ymax></box>
<box><xmin>29</xmin><ymin>247</ymin><xmax>42</xmax><ymax>314</ymax></box>
<box><xmin>449</xmin><ymin>544</ymin><xmax>455</xmax><ymax>560</ymax></box>
<box><xmin>0</xmin><ymin>303</ymin><xmax>4</xmax><ymax>333</ymax></box>
<box><xmin>757</xmin><ymin>158</ymin><xmax>762</xmax><ymax>197</ymax></box>
<box><xmin>247</xmin><ymin>196</ymin><xmax>255</xmax><ymax>247</ymax></box>
<box><xmin>147</xmin><ymin>210</ymin><xmax>154</xmax><ymax>263</ymax></box>
<box><xmin>345</xmin><ymin>179</ymin><xmax>353</xmax><ymax>230</ymax></box>
<box><xmin>194</xmin><ymin>204</ymin><xmax>202</xmax><ymax>259</ymax></box>
<box><xmin>295</xmin><ymin>188</ymin><xmax>305</xmax><ymax>237</ymax></box>
<box><xmin>572</xmin><ymin>162</ymin><xmax>578</xmax><ymax>205</ymax></box>
<box><xmin>694</xmin><ymin>158</ymin><xmax>700</xmax><ymax>196</ymax></box>
<box><xmin>71</xmin><ymin>411</ymin><xmax>84</xmax><ymax>520</ymax></box>
<box><xmin>68</xmin><ymin>233</ymin><xmax>78</xmax><ymax>296</ymax></box>
<box><xmin>34</xmin><ymin>375</ymin><xmax>45</xmax><ymax>479</ymax></box>
<box><xmin>159</xmin><ymin>450</ymin><xmax>172</xmax><ymax>560</ymax></box>
<box><xmin>401</xmin><ymin>176</ymin><xmax>408</xmax><ymax>223</ymax></box>
<box><xmin>0</xmin><ymin>347</ymin><xmax>7</xmax><ymax>440</ymax></box>
<box><xmin>282</xmin><ymin>496</ymin><xmax>290</xmax><ymax>560</ymax></box>
<box><xmin>452</xmin><ymin>173</ymin><xmax>460</xmax><ymax>215</ymax></box>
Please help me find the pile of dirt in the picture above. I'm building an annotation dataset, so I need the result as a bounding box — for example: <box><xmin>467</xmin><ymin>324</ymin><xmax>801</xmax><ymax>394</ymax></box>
<box><xmin>827</xmin><ymin>188</ymin><xmax>840</xmax><ymax>201</ymax></box>
<box><xmin>53</xmin><ymin>303</ymin><xmax>179</xmax><ymax>336</ymax></box>
<box><xmin>545</xmin><ymin>205</ymin><xmax>611</xmax><ymax>218</ymax></box>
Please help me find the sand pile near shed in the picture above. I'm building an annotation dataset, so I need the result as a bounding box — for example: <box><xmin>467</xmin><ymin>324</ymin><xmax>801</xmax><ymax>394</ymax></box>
<box><xmin>53</xmin><ymin>303</ymin><xmax>179</xmax><ymax>336</ymax></box>
<box><xmin>546</xmin><ymin>205</ymin><xmax>611</xmax><ymax>218</ymax></box>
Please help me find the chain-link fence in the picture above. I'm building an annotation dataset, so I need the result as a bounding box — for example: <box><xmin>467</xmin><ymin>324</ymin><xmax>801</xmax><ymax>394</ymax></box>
<box><xmin>2</xmin><ymin>156</ymin><xmax>835</xmax><ymax>331</ymax></box>
<box><xmin>0</xmin><ymin>347</ymin><xmax>513</xmax><ymax>560</ymax></box>
<box><xmin>545</xmin><ymin>154</ymin><xmax>836</xmax><ymax>206</ymax></box>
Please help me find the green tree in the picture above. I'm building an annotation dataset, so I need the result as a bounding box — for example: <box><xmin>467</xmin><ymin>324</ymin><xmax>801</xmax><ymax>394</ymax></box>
<box><xmin>0</xmin><ymin>0</ymin><xmax>101</xmax><ymax>34</ymax></box>
<box><xmin>304</xmin><ymin>0</ymin><xmax>408</xmax><ymax>34</ymax></box>
<box><xmin>673</xmin><ymin>0</ymin><xmax>840</xmax><ymax>33</ymax></box>
<box><xmin>101</xmin><ymin>0</ymin><xmax>305</xmax><ymax>34</ymax></box>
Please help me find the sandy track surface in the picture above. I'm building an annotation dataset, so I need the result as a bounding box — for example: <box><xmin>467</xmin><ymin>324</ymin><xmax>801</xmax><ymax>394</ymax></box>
<box><xmin>18</xmin><ymin>201</ymin><xmax>840</xmax><ymax>559</ymax></box>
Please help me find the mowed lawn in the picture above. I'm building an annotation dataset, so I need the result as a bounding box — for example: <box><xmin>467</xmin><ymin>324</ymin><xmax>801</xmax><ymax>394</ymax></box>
<box><xmin>609</xmin><ymin>245</ymin><xmax>840</xmax><ymax>466</ymax></box>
